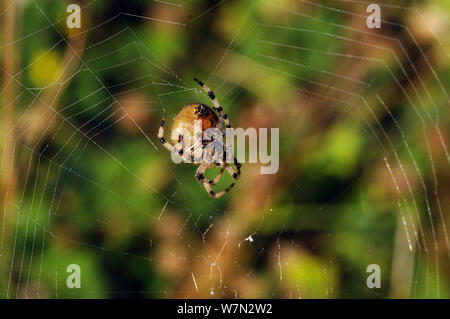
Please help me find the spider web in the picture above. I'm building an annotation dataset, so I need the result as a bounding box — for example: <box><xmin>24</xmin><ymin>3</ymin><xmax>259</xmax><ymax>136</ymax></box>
<box><xmin>0</xmin><ymin>0</ymin><xmax>449</xmax><ymax>298</ymax></box>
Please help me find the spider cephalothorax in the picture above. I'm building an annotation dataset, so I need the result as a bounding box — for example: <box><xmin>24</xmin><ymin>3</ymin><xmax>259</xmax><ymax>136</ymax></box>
<box><xmin>158</xmin><ymin>79</ymin><xmax>241</xmax><ymax>198</ymax></box>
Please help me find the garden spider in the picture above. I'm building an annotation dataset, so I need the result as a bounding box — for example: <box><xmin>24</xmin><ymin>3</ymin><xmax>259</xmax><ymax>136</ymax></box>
<box><xmin>157</xmin><ymin>78</ymin><xmax>241</xmax><ymax>198</ymax></box>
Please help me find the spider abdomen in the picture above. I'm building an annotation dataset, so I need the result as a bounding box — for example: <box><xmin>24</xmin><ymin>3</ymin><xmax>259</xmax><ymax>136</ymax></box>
<box><xmin>170</xmin><ymin>103</ymin><xmax>219</xmax><ymax>144</ymax></box>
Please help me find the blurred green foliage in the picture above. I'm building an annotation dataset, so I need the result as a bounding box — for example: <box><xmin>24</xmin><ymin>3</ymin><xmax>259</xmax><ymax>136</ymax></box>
<box><xmin>1</xmin><ymin>0</ymin><xmax>450</xmax><ymax>299</ymax></box>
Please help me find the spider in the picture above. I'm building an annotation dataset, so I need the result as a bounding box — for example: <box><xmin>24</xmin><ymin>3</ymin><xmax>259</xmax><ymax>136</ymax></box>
<box><xmin>157</xmin><ymin>78</ymin><xmax>241</xmax><ymax>198</ymax></box>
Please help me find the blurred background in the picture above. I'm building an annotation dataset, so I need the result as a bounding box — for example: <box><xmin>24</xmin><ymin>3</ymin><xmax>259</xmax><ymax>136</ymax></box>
<box><xmin>0</xmin><ymin>0</ymin><xmax>449</xmax><ymax>298</ymax></box>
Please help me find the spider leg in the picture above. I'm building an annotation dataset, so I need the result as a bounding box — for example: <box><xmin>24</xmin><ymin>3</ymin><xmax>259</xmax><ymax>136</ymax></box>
<box><xmin>209</xmin><ymin>159</ymin><xmax>241</xmax><ymax>198</ymax></box>
<box><xmin>196</xmin><ymin>162</ymin><xmax>238</xmax><ymax>198</ymax></box>
<box><xmin>212</xmin><ymin>164</ymin><xmax>227</xmax><ymax>185</ymax></box>
<box><xmin>158</xmin><ymin>113</ymin><xmax>175</xmax><ymax>151</ymax></box>
<box><xmin>194</xmin><ymin>78</ymin><xmax>231</xmax><ymax>129</ymax></box>
<box><xmin>158</xmin><ymin>113</ymin><xmax>191</xmax><ymax>160</ymax></box>
<box><xmin>221</xmin><ymin>143</ymin><xmax>241</xmax><ymax>181</ymax></box>
<box><xmin>225</xmin><ymin>157</ymin><xmax>241</xmax><ymax>181</ymax></box>
<box><xmin>195</xmin><ymin>162</ymin><xmax>226</xmax><ymax>186</ymax></box>
<box><xmin>232</xmin><ymin>157</ymin><xmax>242</xmax><ymax>180</ymax></box>
<box><xmin>177</xmin><ymin>135</ymin><xmax>196</xmax><ymax>162</ymax></box>
<box><xmin>205</xmin><ymin>171</ymin><xmax>236</xmax><ymax>199</ymax></box>
<box><xmin>205</xmin><ymin>146</ymin><xmax>241</xmax><ymax>198</ymax></box>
